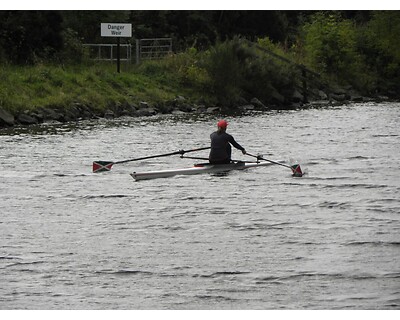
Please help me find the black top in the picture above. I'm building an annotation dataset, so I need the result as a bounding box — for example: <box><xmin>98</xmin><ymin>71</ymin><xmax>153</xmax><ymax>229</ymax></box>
<box><xmin>209</xmin><ymin>131</ymin><xmax>245</xmax><ymax>162</ymax></box>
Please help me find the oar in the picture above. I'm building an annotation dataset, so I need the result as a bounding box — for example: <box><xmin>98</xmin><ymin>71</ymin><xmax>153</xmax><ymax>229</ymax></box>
<box><xmin>93</xmin><ymin>146</ymin><xmax>211</xmax><ymax>173</ymax></box>
<box><xmin>246</xmin><ymin>152</ymin><xmax>303</xmax><ymax>177</ymax></box>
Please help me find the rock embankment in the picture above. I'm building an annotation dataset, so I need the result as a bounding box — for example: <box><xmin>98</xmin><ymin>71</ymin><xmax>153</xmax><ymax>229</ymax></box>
<box><xmin>0</xmin><ymin>89</ymin><xmax>391</xmax><ymax>129</ymax></box>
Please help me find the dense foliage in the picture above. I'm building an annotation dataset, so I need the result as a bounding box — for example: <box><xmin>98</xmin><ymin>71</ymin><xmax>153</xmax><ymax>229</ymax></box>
<box><xmin>301</xmin><ymin>11</ymin><xmax>400</xmax><ymax>94</ymax></box>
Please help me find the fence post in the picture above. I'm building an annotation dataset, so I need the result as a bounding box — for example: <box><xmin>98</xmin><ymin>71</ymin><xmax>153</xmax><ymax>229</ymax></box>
<box><xmin>117</xmin><ymin>38</ymin><xmax>121</xmax><ymax>73</ymax></box>
<box><xmin>136</xmin><ymin>39</ymin><xmax>140</xmax><ymax>65</ymax></box>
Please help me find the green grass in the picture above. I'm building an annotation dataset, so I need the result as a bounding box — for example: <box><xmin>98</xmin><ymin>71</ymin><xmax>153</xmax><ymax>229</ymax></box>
<box><xmin>0</xmin><ymin>62</ymin><xmax>204</xmax><ymax>115</ymax></box>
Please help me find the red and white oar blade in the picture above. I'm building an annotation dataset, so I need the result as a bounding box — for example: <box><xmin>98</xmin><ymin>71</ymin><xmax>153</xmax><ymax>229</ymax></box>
<box><xmin>93</xmin><ymin>161</ymin><xmax>114</xmax><ymax>173</ymax></box>
<box><xmin>291</xmin><ymin>164</ymin><xmax>303</xmax><ymax>177</ymax></box>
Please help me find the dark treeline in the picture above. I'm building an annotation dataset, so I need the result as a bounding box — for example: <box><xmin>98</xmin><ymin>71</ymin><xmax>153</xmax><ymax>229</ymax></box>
<box><xmin>0</xmin><ymin>10</ymin><xmax>305</xmax><ymax>63</ymax></box>
<box><xmin>0</xmin><ymin>10</ymin><xmax>379</xmax><ymax>63</ymax></box>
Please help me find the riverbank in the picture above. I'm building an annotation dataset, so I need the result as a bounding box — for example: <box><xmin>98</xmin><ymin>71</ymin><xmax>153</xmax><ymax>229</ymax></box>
<box><xmin>0</xmin><ymin>62</ymin><xmax>396</xmax><ymax>129</ymax></box>
<box><xmin>2</xmin><ymin>92</ymin><xmax>391</xmax><ymax>130</ymax></box>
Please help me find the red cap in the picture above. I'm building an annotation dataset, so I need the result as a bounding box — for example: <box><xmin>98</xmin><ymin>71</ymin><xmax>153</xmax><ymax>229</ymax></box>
<box><xmin>217</xmin><ymin>120</ymin><xmax>228</xmax><ymax>128</ymax></box>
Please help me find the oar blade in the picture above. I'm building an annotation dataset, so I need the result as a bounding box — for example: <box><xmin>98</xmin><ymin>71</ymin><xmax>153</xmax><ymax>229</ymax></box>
<box><xmin>291</xmin><ymin>164</ymin><xmax>303</xmax><ymax>177</ymax></box>
<box><xmin>93</xmin><ymin>161</ymin><xmax>114</xmax><ymax>173</ymax></box>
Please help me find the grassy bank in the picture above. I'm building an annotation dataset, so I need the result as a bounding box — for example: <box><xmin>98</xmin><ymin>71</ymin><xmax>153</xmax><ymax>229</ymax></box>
<box><xmin>0</xmin><ymin>39</ymin><xmax>302</xmax><ymax>117</ymax></box>
<box><xmin>1</xmin><ymin>35</ymin><xmax>398</xmax><ymax>120</ymax></box>
<box><xmin>2</xmin><ymin>11</ymin><xmax>399</xmax><ymax>118</ymax></box>
<box><xmin>0</xmin><ymin>61</ymin><xmax>209</xmax><ymax>115</ymax></box>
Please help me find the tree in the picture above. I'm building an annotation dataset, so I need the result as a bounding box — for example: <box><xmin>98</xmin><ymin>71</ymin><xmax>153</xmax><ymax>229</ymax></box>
<box><xmin>357</xmin><ymin>11</ymin><xmax>400</xmax><ymax>93</ymax></box>
<box><xmin>61</xmin><ymin>11</ymin><xmax>130</xmax><ymax>43</ymax></box>
<box><xmin>302</xmin><ymin>12</ymin><xmax>361</xmax><ymax>81</ymax></box>
<box><xmin>0</xmin><ymin>11</ymin><xmax>63</xmax><ymax>64</ymax></box>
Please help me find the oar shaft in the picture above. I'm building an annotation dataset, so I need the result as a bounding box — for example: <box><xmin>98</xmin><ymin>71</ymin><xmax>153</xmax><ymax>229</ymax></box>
<box><xmin>114</xmin><ymin>151</ymin><xmax>179</xmax><ymax>164</ymax></box>
<box><xmin>246</xmin><ymin>153</ymin><xmax>292</xmax><ymax>169</ymax></box>
<box><xmin>114</xmin><ymin>146</ymin><xmax>211</xmax><ymax>164</ymax></box>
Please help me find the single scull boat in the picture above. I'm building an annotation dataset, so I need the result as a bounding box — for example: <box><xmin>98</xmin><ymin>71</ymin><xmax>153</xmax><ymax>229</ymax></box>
<box><xmin>130</xmin><ymin>161</ymin><xmax>273</xmax><ymax>181</ymax></box>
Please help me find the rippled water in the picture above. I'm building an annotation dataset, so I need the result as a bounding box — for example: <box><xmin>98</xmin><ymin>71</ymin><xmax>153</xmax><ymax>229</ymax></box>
<box><xmin>1</xmin><ymin>102</ymin><xmax>399</xmax><ymax>309</ymax></box>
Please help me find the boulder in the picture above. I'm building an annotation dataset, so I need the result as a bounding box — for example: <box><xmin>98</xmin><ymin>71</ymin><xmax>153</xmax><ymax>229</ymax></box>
<box><xmin>270</xmin><ymin>89</ymin><xmax>285</xmax><ymax>104</ymax></box>
<box><xmin>17</xmin><ymin>113</ymin><xmax>38</xmax><ymax>125</ymax></box>
<box><xmin>330</xmin><ymin>93</ymin><xmax>347</xmax><ymax>102</ymax></box>
<box><xmin>63</xmin><ymin>104</ymin><xmax>81</xmax><ymax>121</ymax></box>
<box><xmin>237</xmin><ymin>97</ymin><xmax>248</xmax><ymax>105</ymax></box>
<box><xmin>350</xmin><ymin>94</ymin><xmax>363</xmax><ymax>102</ymax></box>
<box><xmin>175</xmin><ymin>95</ymin><xmax>186</xmax><ymax>102</ymax></box>
<box><xmin>30</xmin><ymin>111</ymin><xmax>44</xmax><ymax>122</ymax></box>
<box><xmin>40</xmin><ymin>107</ymin><xmax>64</xmax><ymax>121</ymax></box>
<box><xmin>172</xmin><ymin>109</ymin><xmax>186</xmax><ymax>115</ymax></box>
<box><xmin>309</xmin><ymin>100</ymin><xmax>330</xmax><ymax>106</ymax></box>
<box><xmin>332</xmin><ymin>86</ymin><xmax>347</xmax><ymax>95</ymax></box>
<box><xmin>240</xmin><ymin>104</ymin><xmax>255</xmax><ymax>111</ymax></box>
<box><xmin>156</xmin><ymin>102</ymin><xmax>173</xmax><ymax>114</ymax></box>
<box><xmin>206</xmin><ymin>107</ymin><xmax>220</xmax><ymax>113</ymax></box>
<box><xmin>0</xmin><ymin>107</ymin><xmax>15</xmax><ymax>126</ymax></box>
<box><xmin>104</xmin><ymin>110</ymin><xmax>115</xmax><ymax>119</ymax></box>
<box><xmin>377</xmin><ymin>95</ymin><xmax>389</xmax><ymax>101</ymax></box>
<box><xmin>291</xmin><ymin>89</ymin><xmax>304</xmax><ymax>103</ymax></box>
<box><xmin>318</xmin><ymin>90</ymin><xmax>328</xmax><ymax>100</ymax></box>
<box><xmin>193</xmin><ymin>104</ymin><xmax>207</xmax><ymax>113</ymax></box>
<box><xmin>139</xmin><ymin>101</ymin><xmax>150</xmax><ymax>109</ymax></box>
<box><xmin>290</xmin><ymin>102</ymin><xmax>303</xmax><ymax>109</ymax></box>
<box><xmin>121</xmin><ymin>102</ymin><xmax>137</xmax><ymax>116</ymax></box>
<box><xmin>250</xmin><ymin>97</ymin><xmax>267</xmax><ymax>109</ymax></box>
<box><xmin>136</xmin><ymin>108</ymin><xmax>157</xmax><ymax>116</ymax></box>
<box><xmin>178</xmin><ymin>103</ymin><xmax>192</xmax><ymax>112</ymax></box>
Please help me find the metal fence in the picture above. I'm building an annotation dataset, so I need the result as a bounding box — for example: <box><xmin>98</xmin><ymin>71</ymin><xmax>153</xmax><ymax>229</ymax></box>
<box><xmin>137</xmin><ymin>38</ymin><xmax>173</xmax><ymax>63</ymax></box>
<box><xmin>83</xmin><ymin>43</ymin><xmax>132</xmax><ymax>62</ymax></box>
<box><xmin>83</xmin><ymin>38</ymin><xmax>172</xmax><ymax>64</ymax></box>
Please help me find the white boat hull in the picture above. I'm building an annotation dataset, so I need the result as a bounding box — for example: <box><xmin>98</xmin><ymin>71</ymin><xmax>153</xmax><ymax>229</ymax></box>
<box><xmin>130</xmin><ymin>161</ymin><xmax>272</xmax><ymax>181</ymax></box>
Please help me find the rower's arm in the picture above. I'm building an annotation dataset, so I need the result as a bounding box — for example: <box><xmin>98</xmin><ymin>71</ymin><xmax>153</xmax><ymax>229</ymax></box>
<box><xmin>228</xmin><ymin>135</ymin><xmax>245</xmax><ymax>152</ymax></box>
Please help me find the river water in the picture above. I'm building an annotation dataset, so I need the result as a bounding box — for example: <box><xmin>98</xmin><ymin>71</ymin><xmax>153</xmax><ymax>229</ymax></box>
<box><xmin>0</xmin><ymin>102</ymin><xmax>399</xmax><ymax>309</ymax></box>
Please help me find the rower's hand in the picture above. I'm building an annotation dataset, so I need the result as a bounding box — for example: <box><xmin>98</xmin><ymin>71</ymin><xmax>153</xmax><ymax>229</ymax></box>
<box><xmin>242</xmin><ymin>149</ymin><xmax>247</xmax><ymax>155</ymax></box>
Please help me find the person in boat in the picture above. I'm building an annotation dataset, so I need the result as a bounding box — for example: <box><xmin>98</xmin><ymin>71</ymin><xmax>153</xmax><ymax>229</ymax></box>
<box><xmin>209</xmin><ymin>120</ymin><xmax>246</xmax><ymax>164</ymax></box>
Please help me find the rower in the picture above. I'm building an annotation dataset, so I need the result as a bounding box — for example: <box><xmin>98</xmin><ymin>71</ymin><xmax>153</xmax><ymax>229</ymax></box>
<box><xmin>209</xmin><ymin>120</ymin><xmax>247</xmax><ymax>164</ymax></box>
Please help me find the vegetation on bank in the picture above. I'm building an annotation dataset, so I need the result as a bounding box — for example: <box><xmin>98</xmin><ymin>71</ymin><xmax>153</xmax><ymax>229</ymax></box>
<box><xmin>0</xmin><ymin>63</ymin><xmax>186</xmax><ymax>114</ymax></box>
<box><xmin>0</xmin><ymin>37</ymin><xmax>310</xmax><ymax>116</ymax></box>
<box><xmin>0</xmin><ymin>11</ymin><xmax>399</xmax><ymax>119</ymax></box>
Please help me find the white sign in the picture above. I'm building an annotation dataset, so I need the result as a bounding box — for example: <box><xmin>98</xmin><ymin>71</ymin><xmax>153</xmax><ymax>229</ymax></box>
<box><xmin>101</xmin><ymin>23</ymin><xmax>132</xmax><ymax>37</ymax></box>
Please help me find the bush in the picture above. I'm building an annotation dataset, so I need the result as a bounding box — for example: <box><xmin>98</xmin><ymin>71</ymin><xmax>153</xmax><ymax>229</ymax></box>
<box><xmin>302</xmin><ymin>13</ymin><xmax>364</xmax><ymax>83</ymax></box>
<box><xmin>163</xmin><ymin>47</ymin><xmax>211</xmax><ymax>90</ymax></box>
<box><xmin>58</xmin><ymin>28</ymin><xmax>90</xmax><ymax>64</ymax></box>
<box><xmin>202</xmin><ymin>37</ymin><xmax>299</xmax><ymax>106</ymax></box>
<box><xmin>252</xmin><ymin>37</ymin><xmax>300</xmax><ymax>101</ymax></box>
<box><xmin>202</xmin><ymin>38</ymin><xmax>248</xmax><ymax>105</ymax></box>
<box><xmin>357</xmin><ymin>11</ymin><xmax>400</xmax><ymax>94</ymax></box>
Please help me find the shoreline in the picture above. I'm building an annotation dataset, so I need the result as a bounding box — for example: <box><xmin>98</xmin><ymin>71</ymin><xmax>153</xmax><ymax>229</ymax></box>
<box><xmin>0</xmin><ymin>92</ymin><xmax>394</xmax><ymax>130</ymax></box>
